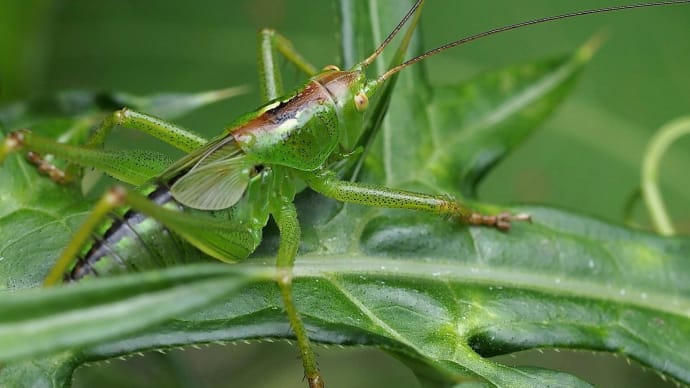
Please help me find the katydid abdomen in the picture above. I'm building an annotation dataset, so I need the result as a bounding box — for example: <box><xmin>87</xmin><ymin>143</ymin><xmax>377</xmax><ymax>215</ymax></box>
<box><xmin>66</xmin><ymin>184</ymin><xmax>202</xmax><ymax>281</ymax></box>
<box><xmin>66</xmin><ymin>170</ymin><xmax>272</xmax><ymax>281</ymax></box>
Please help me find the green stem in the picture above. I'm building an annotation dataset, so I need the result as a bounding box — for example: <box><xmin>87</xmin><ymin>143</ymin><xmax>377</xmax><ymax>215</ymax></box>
<box><xmin>641</xmin><ymin>116</ymin><xmax>690</xmax><ymax>236</ymax></box>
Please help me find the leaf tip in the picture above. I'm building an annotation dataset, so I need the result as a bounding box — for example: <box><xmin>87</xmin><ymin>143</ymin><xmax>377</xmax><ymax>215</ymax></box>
<box><xmin>576</xmin><ymin>31</ymin><xmax>608</xmax><ymax>63</ymax></box>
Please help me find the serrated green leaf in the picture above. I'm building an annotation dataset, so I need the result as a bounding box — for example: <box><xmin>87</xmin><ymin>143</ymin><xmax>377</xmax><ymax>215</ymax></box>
<box><xmin>25</xmin><ymin>208</ymin><xmax>688</xmax><ymax>385</ymax></box>
<box><xmin>0</xmin><ymin>353</ymin><xmax>79</xmax><ymax>388</ymax></box>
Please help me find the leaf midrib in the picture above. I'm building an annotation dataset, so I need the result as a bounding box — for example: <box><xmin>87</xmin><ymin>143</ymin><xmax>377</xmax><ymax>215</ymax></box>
<box><xmin>290</xmin><ymin>256</ymin><xmax>690</xmax><ymax>318</ymax></box>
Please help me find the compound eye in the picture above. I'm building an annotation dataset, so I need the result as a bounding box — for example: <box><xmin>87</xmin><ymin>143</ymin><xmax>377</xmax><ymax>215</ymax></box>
<box><xmin>322</xmin><ymin>64</ymin><xmax>340</xmax><ymax>72</ymax></box>
<box><xmin>354</xmin><ymin>92</ymin><xmax>369</xmax><ymax>112</ymax></box>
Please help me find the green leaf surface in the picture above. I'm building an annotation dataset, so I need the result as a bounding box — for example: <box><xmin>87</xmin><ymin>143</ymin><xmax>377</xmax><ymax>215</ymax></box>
<box><xmin>1</xmin><ymin>1</ymin><xmax>689</xmax><ymax>387</ymax></box>
<box><xmin>0</xmin><ymin>265</ymin><xmax>260</xmax><ymax>362</ymax></box>
<box><xmin>1</xmin><ymin>353</ymin><xmax>78</xmax><ymax>388</ymax></box>
<box><xmin>0</xmin><ymin>125</ymin><xmax>91</xmax><ymax>289</ymax></box>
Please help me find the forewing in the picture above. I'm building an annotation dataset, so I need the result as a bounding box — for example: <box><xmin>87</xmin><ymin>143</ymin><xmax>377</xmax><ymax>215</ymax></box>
<box><xmin>169</xmin><ymin>137</ymin><xmax>252</xmax><ymax>210</ymax></box>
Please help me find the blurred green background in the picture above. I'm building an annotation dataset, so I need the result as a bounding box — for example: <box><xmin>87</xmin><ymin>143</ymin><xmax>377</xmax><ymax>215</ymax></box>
<box><xmin>1</xmin><ymin>0</ymin><xmax>688</xmax><ymax>387</ymax></box>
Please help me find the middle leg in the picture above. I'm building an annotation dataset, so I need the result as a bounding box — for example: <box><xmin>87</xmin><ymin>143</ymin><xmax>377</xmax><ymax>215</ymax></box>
<box><xmin>304</xmin><ymin>170</ymin><xmax>530</xmax><ymax>230</ymax></box>
<box><xmin>272</xmin><ymin>199</ymin><xmax>323</xmax><ymax>388</ymax></box>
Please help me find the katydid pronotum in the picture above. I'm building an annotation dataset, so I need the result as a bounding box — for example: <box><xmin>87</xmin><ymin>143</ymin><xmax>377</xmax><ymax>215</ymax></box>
<box><xmin>1</xmin><ymin>1</ymin><xmax>688</xmax><ymax>387</ymax></box>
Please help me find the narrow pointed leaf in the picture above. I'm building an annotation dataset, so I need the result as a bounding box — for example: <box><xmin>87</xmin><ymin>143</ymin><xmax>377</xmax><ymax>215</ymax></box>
<box><xmin>0</xmin><ymin>88</ymin><xmax>246</xmax><ymax>131</ymax></box>
<box><xmin>426</xmin><ymin>41</ymin><xmax>598</xmax><ymax>196</ymax></box>
<box><xmin>0</xmin><ymin>264</ymin><xmax>262</xmax><ymax>362</ymax></box>
<box><xmin>112</xmin><ymin>86</ymin><xmax>249</xmax><ymax>120</ymax></box>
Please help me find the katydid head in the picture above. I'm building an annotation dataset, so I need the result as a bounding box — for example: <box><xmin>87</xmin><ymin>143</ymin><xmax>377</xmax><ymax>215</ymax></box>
<box><xmin>309</xmin><ymin>0</ymin><xmax>425</xmax><ymax>134</ymax></box>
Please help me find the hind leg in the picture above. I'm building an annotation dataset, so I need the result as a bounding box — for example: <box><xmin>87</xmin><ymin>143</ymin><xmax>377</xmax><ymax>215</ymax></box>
<box><xmin>1</xmin><ymin>110</ymin><xmax>209</xmax><ymax>185</ymax></box>
<box><xmin>2</xmin><ymin>130</ymin><xmax>173</xmax><ymax>185</ymax></box>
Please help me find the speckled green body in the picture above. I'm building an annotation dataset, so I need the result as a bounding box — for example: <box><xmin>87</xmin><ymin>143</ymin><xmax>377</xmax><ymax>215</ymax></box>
<box><xmin>66</xmin><ymin>70</ymin><xmax>371</xmax><ymax>280</ymax></box>
<box><xmin>232</xmin><ymin>70</ymin><xmax>367</xmax><ymax>169</ymax></box>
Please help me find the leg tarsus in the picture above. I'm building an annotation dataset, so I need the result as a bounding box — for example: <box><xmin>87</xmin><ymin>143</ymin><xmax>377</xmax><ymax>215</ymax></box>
<box><xmin>26</xmin><ymin>151</ymin><xmax>71</xmax><ymax>184</ymax></box>
<box><xmin>307</xmin><ymin>375</ymin><xmax>325</xmax><ymax>388</ymax></box>
<box><xmin>467</xmin><ymin>211</ymin><xmax>532</xmax><ymax>231</ymax></box>
<box><xmin>0</xmin><ymin>129</ymin><xmax>26</xmax><ymax>164</ymax></box>
<box><xmin>0</xmin><ymin>130</ymin><xmax>70</xmax><ymax>183</ymax></box>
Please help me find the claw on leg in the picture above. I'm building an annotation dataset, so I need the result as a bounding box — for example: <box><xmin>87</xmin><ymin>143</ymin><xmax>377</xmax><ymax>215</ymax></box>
<box><xmin>1</xmin><ymin>130</ymin><xmax>71</xmax><ymax>184</ymax></box>
<box><xmin>0</xmin><ymin>130</ymin><xmax>26</xmax><ymax>164</ymax></box>
<box><xmin>26</xmin><ymin>151</ymin><xmax>70</xmax><ymax>184</ymax></box>
<box><xmin>468</xmin><ymin>211</ymin><xmax>532</xmax><ymax>231</ymax></box>
<box><xmin>308</xmin><ymin>375</ymin><xmax>324</xmax><ymax>388</ymax></box>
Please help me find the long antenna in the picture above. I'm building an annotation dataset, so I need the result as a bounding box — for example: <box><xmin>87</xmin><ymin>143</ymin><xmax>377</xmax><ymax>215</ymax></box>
<box><xmin>360</xmin><ymin>0</ymin><xmax>424</xmax><ymax>67</ymax></box>
<box><xmin>378</xmin><ymin>0</ymin><xmax>690</xmax><ymax>82</ymax></box>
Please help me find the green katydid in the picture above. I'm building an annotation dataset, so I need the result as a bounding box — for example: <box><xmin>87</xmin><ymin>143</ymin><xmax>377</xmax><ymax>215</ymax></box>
<box><xmin>1</xmin><ymin>1</ymin><xmax>689</xmax><ymax>387</ymax></box>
